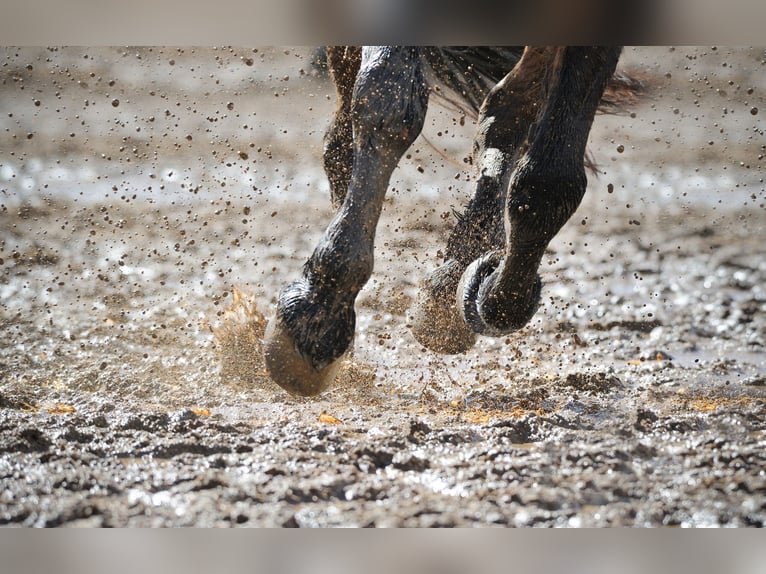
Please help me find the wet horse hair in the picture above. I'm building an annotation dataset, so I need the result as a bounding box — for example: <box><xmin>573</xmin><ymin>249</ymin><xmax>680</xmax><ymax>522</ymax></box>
<box><xmin>263</xmin><ymin>46</ymin><xmax>644</xmax><ymax>396</ymax></box>
<box><xmin>424</xmin><ymin>47</ymin><xmax>642</xmax><ymax>116</ymax></box>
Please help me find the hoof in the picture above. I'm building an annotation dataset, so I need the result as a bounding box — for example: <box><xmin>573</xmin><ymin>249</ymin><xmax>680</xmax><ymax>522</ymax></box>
<box><xmin>409</xmin><ymin>260</ymin><xmax>476</xmax><ymax>354</ymax></box>
<box><xmin>458</xmin><ymin>252</ymin><xmax>542</xmax><ymax>337</ymax></box>
<box><xmin>458</xmin><ymin>252</ymin><xmax>506</xmax><ymax>337</ymax></box>
<box><xmin>263</xmin><ymin>315</ymin><xmax>343</xmax><ymax>396</ymax></box>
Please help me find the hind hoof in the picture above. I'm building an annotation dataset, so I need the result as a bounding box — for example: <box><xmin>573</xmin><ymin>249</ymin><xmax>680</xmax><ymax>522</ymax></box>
<box><xmin>409</xmin><ymin>260</ymin><xmax>476</xmax><ymax>354</ymax></box>
<box><xmin>458</xmin><ymin>252</ymin><xmax>542</xmax><ymax>337</ymax></box>
<box><xmin>263</xmin><ymin>315</ymin><xmax>343</xmax><ymax>396</ymax></box>
<box><xmin>458</xmin><ymin>252</ymin><xmax>507</xmax><ymax>337</ymax></box>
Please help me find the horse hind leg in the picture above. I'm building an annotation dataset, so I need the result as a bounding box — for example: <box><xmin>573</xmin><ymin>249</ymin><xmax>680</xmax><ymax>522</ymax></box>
<box><xmin>458</xmin><ymin>47</ymin><xmax>621</xmax><ymax>337</ymax></box>
<box><xmin>410</xmin><ymin>47</ymin><xmax>554</xmax><ymax>354</ymax></box>
<box><xmin>323</xmin><ymin>46</ymin><xmax>361</xmax><ymax>209</ymax></box>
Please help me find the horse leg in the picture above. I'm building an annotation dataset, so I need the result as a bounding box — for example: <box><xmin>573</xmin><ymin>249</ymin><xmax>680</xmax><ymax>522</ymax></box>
<box><xmin>264</xmin><ymin>46</ymin><xmax>429</xmax><ymax>395</ymax></box>
<box><xmin>323</xmin><ymin>46</ymin><xmax>361</xmax><ymax>209</ymax></box>
<box><xmin>458</xmin><ymin>47</ymin><xmax>621</xmax><ymax>336</ymax></box>
<box><xmin>410</xmin><ymin>47</ymin><xmax>555</xmax><ymax>353</ymax></box>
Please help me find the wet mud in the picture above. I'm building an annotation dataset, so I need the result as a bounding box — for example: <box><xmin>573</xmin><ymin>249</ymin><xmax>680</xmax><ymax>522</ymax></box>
<box><xmin>1</xmin><ymin>47</ymin><xmax>765</xmax><ymax>526</ymax></box>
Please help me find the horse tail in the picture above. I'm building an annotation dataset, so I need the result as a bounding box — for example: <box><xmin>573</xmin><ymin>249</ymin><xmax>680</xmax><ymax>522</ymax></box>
<box><xmin>422</xmin><ymin>46</ymin><xmax>647</xmax><ymax>118</ymax></box>
<box><xmin>421</xmin><ymin>46</ymin><xmax>525</xmax><ymax>116</ymax></box>
<box><xmin>600</xmin><ymin>69</ymin><xmax>649</xmax><ymax>114</ymax></box>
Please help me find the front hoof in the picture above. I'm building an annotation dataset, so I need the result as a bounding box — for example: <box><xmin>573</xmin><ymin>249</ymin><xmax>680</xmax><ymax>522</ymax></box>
<box><xmin>458</xmin><ymin>252</ymin><xmax>542</xmax><ymax>336</ymax></box>
<box><xmin>263</xmin><ymin>315</ymin><xmax>343</xmax><ymax>396</ymax></box>
<box><xmin>409</xmin><ymin>260</ymin><xmax>476</xmax><ymax>354</ymax></box>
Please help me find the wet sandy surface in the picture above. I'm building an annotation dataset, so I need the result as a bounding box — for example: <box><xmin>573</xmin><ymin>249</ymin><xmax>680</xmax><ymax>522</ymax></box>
<box><xmin>1</xmin><ymin>47</ymin><xmax>765</xmax><ymax>526</ymax></box>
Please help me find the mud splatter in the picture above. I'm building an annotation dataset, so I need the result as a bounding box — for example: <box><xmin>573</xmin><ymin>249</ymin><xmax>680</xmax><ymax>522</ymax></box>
<box><xmin>213</xmin><ymin>286</ymin><xmax>270</xmax><ymax>389</ymax></box>
<box><xmin>1</xmin><ymin>47</ymin><xmax>765</xmax><ymax>526</ymax></box>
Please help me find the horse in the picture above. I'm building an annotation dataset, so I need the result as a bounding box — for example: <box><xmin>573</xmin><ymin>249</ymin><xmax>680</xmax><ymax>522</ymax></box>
<box><xmin>263</xmin><ymin>46</ymin><xmax>642</xmax><ymax>396</ymax></box>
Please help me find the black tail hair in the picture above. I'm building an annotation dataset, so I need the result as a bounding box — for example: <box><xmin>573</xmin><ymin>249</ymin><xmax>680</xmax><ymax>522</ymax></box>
<box><xmin>422</xmin><ymin>47</ymin><xmax>525</xmax><ymax>114</ymax></box>
<box><xmin>422</xmin><ymin>46</ymin><xmax>646</xmax><ymax>118</ymax></box>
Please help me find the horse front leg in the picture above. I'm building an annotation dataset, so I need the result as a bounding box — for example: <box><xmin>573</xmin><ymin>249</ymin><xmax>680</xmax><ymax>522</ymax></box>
<box><xmin>458</xmin><ymin>47</ymin><xmax>621</xmax><ymax>337</ymax></box>
<box><xmin>264</xmin><ymin>46</ymin><xmax>429</xmax><ymax>396</ymax></box>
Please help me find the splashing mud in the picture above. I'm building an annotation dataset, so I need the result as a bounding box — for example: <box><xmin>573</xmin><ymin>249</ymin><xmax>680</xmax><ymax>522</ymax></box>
<box><xmin>213</xmin><ymin>286</ymin><xmax>270</xmax><ymax>389</ymax></box>
<box><xmin>1</xmin><ymin>47</ymin><xmax>765</xmax><ymax>526</ymax></box>
<box><xmin>213</xmin><ymin>286</ymin><xmax>378</xmax><ymax>399</ymax></box>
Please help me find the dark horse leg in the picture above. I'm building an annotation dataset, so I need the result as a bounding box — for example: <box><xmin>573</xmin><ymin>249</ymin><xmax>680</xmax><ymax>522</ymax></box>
<box><xmin>322</xmin><ymin>46</ymin><xmax>361</xmax><ymax>209</ymax></box>
<box><xmin>412</xmin><ymin>47</ymin><xmax>621</xmax><ymax>349</ymax></box>
<box><xmin>264</xmin><ymin>47</ymin><xmax>429</xmax><ymax>395</ymax></box>
<box><xmin>410</xmin><ymin>47</ymin><xmax>555</xmax><ymax>353</ymax></box>
<box><xmin>456</xmin><ymin>47</ymin><xmax>621</xmax><ymax>337</ymax></box>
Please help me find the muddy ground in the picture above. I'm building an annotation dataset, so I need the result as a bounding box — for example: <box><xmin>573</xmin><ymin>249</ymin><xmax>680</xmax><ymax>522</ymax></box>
<box><xmin>1</xmin><ymin>47</ymin><xmax>765</xmax><ymax>527</ymax></box>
